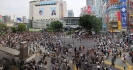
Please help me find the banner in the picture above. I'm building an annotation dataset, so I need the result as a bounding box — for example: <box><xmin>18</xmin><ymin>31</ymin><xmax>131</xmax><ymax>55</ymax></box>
<box><xmin>120</xmin><ymin>0</ymin><xmax>127</xmax><ymax>27</ymax></box>
<box><xmin>39</xmin><ymin>8</ymin><xmax>44</xmax><ymax>16</ymax></box>
<box><xmin>110</xmin><ymin>0</ymin><xmax>119</xmax><ymax>4</ymax></box>
<box><xmin>51</xmin><ymin>7</ymin><xmax>56</xmax><ymax>16</ymax></box>
<box><xmin>116</xmin><ymin>11</ymin><xmax>121</xmax><ymax>21</ymax></box>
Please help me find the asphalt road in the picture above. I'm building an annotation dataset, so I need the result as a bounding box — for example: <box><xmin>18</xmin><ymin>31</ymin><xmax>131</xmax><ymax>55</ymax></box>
<box><xmin>33</xmin><ymin>36</ymin><xmax>123</xmax><ymax>70</ymax></box>
<box><xmin>60</xmin><ymin>36</ymin><xmax>120</xmax><ymax>70</ymax></box>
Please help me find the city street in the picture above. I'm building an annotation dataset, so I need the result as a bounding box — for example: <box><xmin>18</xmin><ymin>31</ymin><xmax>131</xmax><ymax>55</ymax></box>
<box><xmin>60</xmin><ymin>36</ymin><xmax>120</xmax><ymax>70</ymax></box>
<box><xmin>32</xmin><ymin>35</ymin><xmax>133</xmax><ymax>70</ymax></box>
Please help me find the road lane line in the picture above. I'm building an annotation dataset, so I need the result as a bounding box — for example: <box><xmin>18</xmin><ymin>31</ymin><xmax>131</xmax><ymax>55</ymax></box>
<box><xmin>126</xmin><ymin>62</ymin><xmax>133</xmax><ymax>70</ymax></box>
<box><xmin>73</xmin><ymin>65</ymin><xmax>77</xmax><ymax>70</ymax></box>
<box><xmin>104</xmin><ymin>60</ymin><xmax>124</xmax><ymax>70</ymax></box>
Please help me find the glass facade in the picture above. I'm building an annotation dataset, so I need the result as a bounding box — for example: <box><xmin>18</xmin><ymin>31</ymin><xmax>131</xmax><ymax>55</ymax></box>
<box><xmin>86</xmin><ymin>0</ymin><xmax>94</xmax><ymax>6</ymax></box>
<box><xmin>65</xmin><ymin>19</ymin><xmax>78</xmax><ymax>25</ymax></box>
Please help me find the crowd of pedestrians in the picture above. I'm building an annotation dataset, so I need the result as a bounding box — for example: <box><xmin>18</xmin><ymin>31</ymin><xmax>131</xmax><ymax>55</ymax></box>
<box><xmin>0</xmin><ymin>31</ymin><xmax>133</xmax><ymax>70</ymax></box>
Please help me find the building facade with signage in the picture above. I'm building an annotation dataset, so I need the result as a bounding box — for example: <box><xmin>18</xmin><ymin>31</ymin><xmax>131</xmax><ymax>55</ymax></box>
<box><xmin>29</xmin><ymin>0</ymin><xmax>67</xmax><ymax>28</ymax></box>
<box><xmin>81</xmin><ymin>0</ymin><xmax>102</xmax><ymax>18</ymax></box>
<box><xmin>106</xmin><ymin>0</ymin><xmax>123</xmax><ymax>32</ymax></box>
<box><xmin>129</xmin><ymin>0</ymin><xmax>133</xmax><ymax>32</ymax></box>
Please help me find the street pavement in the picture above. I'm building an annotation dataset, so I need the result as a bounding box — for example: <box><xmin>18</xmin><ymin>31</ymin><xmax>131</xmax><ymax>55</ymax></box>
<box><xmin>61</xmin><ymin>36</ymin><xmax>133</xmax><ymax>70</ymax></box>
<box><xmin>32</xmin><ymin>35</ymin><xmax>133</xmax><ymax>70</ymax></box>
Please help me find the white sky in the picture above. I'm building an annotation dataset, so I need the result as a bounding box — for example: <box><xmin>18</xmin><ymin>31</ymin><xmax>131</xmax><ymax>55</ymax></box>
<box><xmin>0</xmin><ymin>0</ymin><xmax>86</xmax><ymax>19</ymax></box>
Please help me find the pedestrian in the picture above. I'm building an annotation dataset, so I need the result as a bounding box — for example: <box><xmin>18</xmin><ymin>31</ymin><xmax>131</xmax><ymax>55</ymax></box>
<box><xmin>119</xmin><ymin>51</ymin><xmax>122</xmax><ymax>57</ymax></box>
<box><xmin>97</xmin><ymin>63</ymin><xmax>100</xmax><ymax>70</ymax></box>
<box><xmin>76</xmin><ymin>60</ymin><xmax>79</xmax><ymax>70</ymax></box>
<box><xmin>111</xmin><ymin>58</ymin><xmax>115</xmax><ymax>66</ymax></box>
<box><xmin>123</xmin><ymin>67</ymin><xmax>126</xmax><ymax>70</ymax></box>
<box><xmin>66</xmin><ymin>64</ymin><xmax>71</xmax><ymax>70</ymax></box>
<box><xmin>131</xmin><ymin>56</ymin><xmax>133</xmax><ymax>65</ymax></box>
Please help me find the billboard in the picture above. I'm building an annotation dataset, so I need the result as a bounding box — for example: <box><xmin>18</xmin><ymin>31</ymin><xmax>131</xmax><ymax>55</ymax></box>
<box><xmin>116</xmin><ymin>11</ymin><xmax>121</xmax><ymax>21</ymax></box>
<box><xmin>120</xmin><ymin>0</ymin><xmax>127</xmax><ymax>27</ymax></box>
<box><xmin>51</xmin><ymin>7</ymin><xmax>56</xmax><ymax>16</ymax></box>
<box><xmin>87</xmin><ymin>6</ymin><xmax>91</xmax><ymax>14</ymax></box>
<box><xmin>82</xmin><ymin>6</ymin><xmax>95</xmax><ymax>14</ymax></box>
<box><xmin>39</xmin><ymin>8</ymin><xmax>44</xmax><ymax>16</ymax></box>
<box><xmin>40</xmin><ymin>0</ymin><xmax>56</xmax><ymax>5</ymax></box>
<box><xmin>110</xmin><ymin>0</ymin><xmax>119</xmax><ymax>4</ymax></box>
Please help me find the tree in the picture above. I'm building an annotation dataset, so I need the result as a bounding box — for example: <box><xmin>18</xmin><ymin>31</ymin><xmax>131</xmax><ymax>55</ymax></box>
<box><xmin>11</xmin><ymin>27</ymin><xmax>17</xmax><ymax>33</ymax></box>
<box><xmin>0</xmin><ymin>23</ymin><xmax>8</xmax><ymax>33</ymax></box>
<box><xmin>92</xmin><ymin>18</ymin><xmax>102</xmax><ymax>33</ymax></box>
<box><xmin>50</xmin><ymin>20</ymin><xmax>63</xmax><ymax>32</ymax></box>
<box><xmin>78</xmin><ymin>15</ymin><xmax>102</xmax><ymax>34</ymax></box>
<box><xmin>17</xmin><ymin>23</ymin><xmax>26</xmax><ymax>32</ymax></box>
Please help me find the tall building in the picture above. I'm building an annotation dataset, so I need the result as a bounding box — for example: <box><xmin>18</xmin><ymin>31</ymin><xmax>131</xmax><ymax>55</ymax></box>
<box><xmin>86</xmin><ymin>0</ymin><xmax>95</xmax><ymax>6</ymax></box>
<box><xmin>68</xmin><ymin>10</ymin><xmax>74</xmax><ymax>17</ymax></box>
<box><xmin>2</xmin><ymin>15</ymin><xmax>11</xmax><ymax>23</ymax></box>
<box><xmin>80</xmin><ymin>0</ymin><xmax>103</xmax><ymax>17</ymax></box>
<box><xmin>29</xmin><ymin>0</ymin><xmax>67</xmax><ymax>28</ymax></box>
<box><xmin>101</xmin><ymin>0</ymin><xmax>107</xmax><ymax>30</ymax></box>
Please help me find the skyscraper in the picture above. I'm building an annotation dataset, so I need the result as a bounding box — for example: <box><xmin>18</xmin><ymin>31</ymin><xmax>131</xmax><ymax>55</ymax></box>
<box><xmin>68</xmin><ymin>10</ymin><xmax>74</xmax><ymax>17</ymax></box>
<box><xmin>2</xmin><ymin>15</ymin><xmax>11</xmax><ymax>23</ymax></box>
<box><xmin>86</xmin><ymin>0</ymin><xmax>95</xmax><ymax>6</ymax></box>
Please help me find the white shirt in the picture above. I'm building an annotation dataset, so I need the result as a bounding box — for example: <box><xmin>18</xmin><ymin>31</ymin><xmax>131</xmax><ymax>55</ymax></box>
<box><xmin>97</xmin><ymin>65</ymin><xmax>100</xmax><ymax>68</ymax></box>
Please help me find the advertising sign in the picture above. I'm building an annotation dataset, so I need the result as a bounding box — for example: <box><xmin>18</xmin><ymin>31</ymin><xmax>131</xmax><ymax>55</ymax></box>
<box><xmin>120</xmin><ymin>0</ymin><xmax>127</xmax><ymax>27</ymax></box>
<box><xmin>116</xmin><ymin>11</ymin><xmax>121</xmax><ymax>21</ymax></box>
<box><xmin>39</xmin><ymin>8</ymin><xmax>44</xmax><ymax>16</ymax></box>
<box><xmin>51</xmin><ymin>7</ymin><xmax>56</xmax><ymax>16</ymax></box>
<box><xmin>40</xmin><ymin>0</ymin><xmax>56</xmax><ymax>5</ymax></box>
<box><xmin>110</xmin><ymin>0</ymin><xmax>118</xmax><ymax>4</ymax></box>
<box><xmin>83</xmin><ymin>6</ymin><xmax>95</xmax><ymax>14</ymax></box>
<box><xmin>87</xmin><ymin>6</ymin><xmax>91</xmax><ymax>14</ymax></box>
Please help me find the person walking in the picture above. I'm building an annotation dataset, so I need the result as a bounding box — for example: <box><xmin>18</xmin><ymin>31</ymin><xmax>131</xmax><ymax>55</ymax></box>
<box><xmin>111</xmin><ymin>57</ymin><xmax>115</xmax><ymax>66</ymax></box>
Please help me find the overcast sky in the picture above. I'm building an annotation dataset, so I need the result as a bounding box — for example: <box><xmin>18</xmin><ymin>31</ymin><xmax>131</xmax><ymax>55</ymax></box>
<box><xmin>0</xmin><ymin>0</ymin><xmax>86</xmax><ymax>19</ymax></box>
